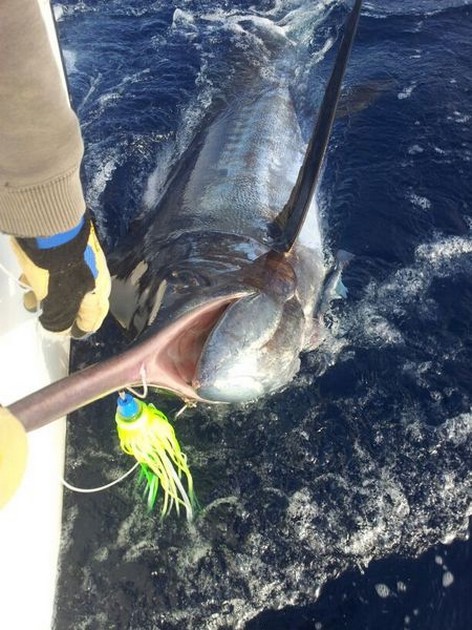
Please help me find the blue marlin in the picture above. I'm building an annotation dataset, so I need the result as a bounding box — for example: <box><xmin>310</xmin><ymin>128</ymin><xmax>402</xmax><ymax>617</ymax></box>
<box><xmin>10</xmin><ymin>0</ymin><xmax>362</xmax><ymax>430</ymax></box>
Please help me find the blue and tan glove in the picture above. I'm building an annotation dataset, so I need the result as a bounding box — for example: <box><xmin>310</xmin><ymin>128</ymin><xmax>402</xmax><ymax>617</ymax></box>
<box><xmin>10</xmin><ymin>215</ymin><xmax>111</xmax><ymax>337</ymax></box>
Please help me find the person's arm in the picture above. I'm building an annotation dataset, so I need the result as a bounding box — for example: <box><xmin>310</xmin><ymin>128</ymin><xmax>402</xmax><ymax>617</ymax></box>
<box><xmin>0</xmin><ymin>0</ymin><xmax>85</xmax><ymax>236</ymax></box>
<box><xmin>0</xmin><ymin>0</ymin><xmax>110</xmax><ymax>336</ymax></box>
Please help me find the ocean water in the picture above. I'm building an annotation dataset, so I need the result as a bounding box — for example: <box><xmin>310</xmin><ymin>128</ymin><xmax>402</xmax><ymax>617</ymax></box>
<box><xmin>53</xmin><ymin>1</ymin><xmax>472</xmax><ymax>628</ymax></box>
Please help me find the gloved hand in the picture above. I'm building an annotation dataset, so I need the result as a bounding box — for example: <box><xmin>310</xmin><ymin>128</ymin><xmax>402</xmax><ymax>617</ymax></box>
<box><xmin>0</xmin><ymin>406</ymin><xmax>28</xmax><ymax>509</ymax></box>
<box><xmin>10</xmin><ymin>215</ymin><xmax>111</xmax><ymax>337</ymax></box>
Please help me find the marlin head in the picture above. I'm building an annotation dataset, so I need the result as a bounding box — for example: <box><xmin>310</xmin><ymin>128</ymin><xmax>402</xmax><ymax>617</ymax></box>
<box><xmin>111</xmin><ymin>238</ymin><xmax>310</xmax><ymax>404</ymax></box>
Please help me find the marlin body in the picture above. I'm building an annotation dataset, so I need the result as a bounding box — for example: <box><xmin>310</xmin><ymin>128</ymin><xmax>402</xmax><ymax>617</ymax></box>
<box><xmin>8</xmin><ymin>0</ymin><xmax>362</xmax><ymax>430</ymax></box>
<box><xmin>109</xmin><ymin>0</ymin><xmax>363</xmax><ymax>404</ymax></box>
<box><xmin>111</xmin><ymin>79</ymin><xmax>325</xmax><ymax>403</ymax></box>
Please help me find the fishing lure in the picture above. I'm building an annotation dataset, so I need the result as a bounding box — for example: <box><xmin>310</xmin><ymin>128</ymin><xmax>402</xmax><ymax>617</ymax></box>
<box><xmin>115</xmin><ymin>392</ymin><xmax>196</xmax><ymax>520</ymax></box>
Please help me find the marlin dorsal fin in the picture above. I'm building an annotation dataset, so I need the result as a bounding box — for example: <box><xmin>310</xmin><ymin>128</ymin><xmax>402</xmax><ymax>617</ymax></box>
<box><xmin>271</xmin><ymin>0</ymin><xmax>363</xmax><ymax>253</ymax></box>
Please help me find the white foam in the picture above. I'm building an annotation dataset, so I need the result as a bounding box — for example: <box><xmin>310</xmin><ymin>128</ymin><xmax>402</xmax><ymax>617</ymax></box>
<box><xmin>172</xmin><ymin>8</ymin><xmax>196</xmax><ymax>29</ymax></box>
<box><xmin>86</xmin><ymin>147</ymin><xmax>121</xmax><ymax>214</ymax></box>
<box><xmin>398</xmin><ymin>84</ymin><xmax>416</xmax><ymax>100</ymax></box>
<box><xmin>62</xmin><ymin>49</ymin><xmax>77</xmax><ymax>74</ymax></box>
<box><xmin>451</xmin><ymin>111</ymin><xmax>470</xmax><ymax>124</ymax></box>
<box><xmin>53</xmin><ymin>3</ymin><xmax>64</xmax><ymax>21</ymax></box>
<box><xmin>346</xmin><ymin>234</ymin><xmax>472</xmax><ymax>348</ymax></box>
<box><xmin>408</xmin><ymin>192</ymin><xmax>431</xmax><ymax>210</ymax></box>
<box><xmin>442</xmin><ymin>571</ymin><xmax>454</xmax><ymax>588</ymax></box>
<box><xmin>375</xmin><ymin>583</ymin><xmax>391</xmax><ymax>598</ymax></box>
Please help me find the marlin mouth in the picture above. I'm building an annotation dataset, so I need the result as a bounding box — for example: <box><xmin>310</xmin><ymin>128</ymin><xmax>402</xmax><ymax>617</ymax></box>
<box><xmin>133</xmin><ymin>292</ymin><xmax>248</xmax><ymax>402</ymax></box>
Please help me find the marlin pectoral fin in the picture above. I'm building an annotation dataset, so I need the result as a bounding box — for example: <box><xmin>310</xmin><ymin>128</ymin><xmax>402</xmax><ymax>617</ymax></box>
<box><xmin>317</xmin><ymin>249</ymin><xmax>355</xmax><ymax>316</ymax></box>
<box><xmin>335</xmin><ymin>278</ymin><xmax>348</xmax><ymax>300</ymax></box>
<box><xmin>304</xmin><ymin>249</ymin><xmax>353</xmax><ymax>350</ymax></box>
<box><xmin>270</xmin><ymin>0</ymin><xmax>363</xmax><ymax>253</ymax></box>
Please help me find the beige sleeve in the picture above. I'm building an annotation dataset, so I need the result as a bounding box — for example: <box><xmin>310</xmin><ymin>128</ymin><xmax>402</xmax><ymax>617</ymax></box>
<box><xmin>0</xmin><ymin>0</ymin><xmax>86</xmax><ymax>237</ymax></box>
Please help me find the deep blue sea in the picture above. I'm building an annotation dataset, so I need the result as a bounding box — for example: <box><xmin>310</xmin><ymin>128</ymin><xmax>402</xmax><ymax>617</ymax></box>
<box><xmin>54</xmin><ymin>1</ymin><xmax>472</xmax><ymax>629</ymax></box>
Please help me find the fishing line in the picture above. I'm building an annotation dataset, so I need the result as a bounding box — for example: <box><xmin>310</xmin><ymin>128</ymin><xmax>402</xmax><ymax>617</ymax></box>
<box><xmin>62</xmin><ymin>462</ymin><xmax>140</xmax><ymax>494</ymax></box>
<box><xmin>174</xmin><ymin>403</ymin><xmax>188</xmax><ymax>419</ymax></box>
<box><xmin>126</xmin><ymin>365</ymin><xmax>149</xmax><ymax>398</ymax></box>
